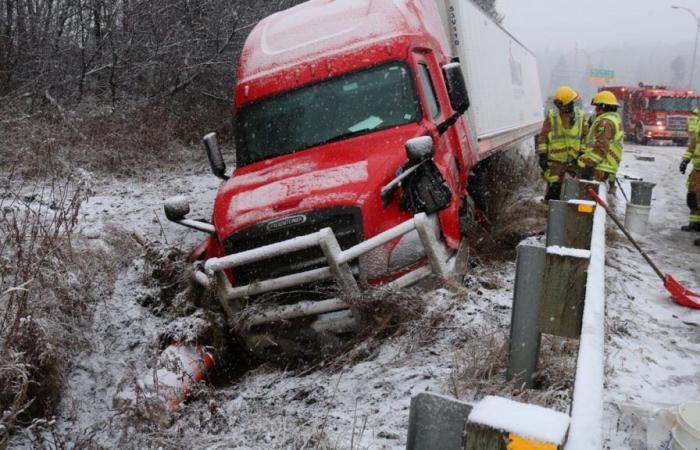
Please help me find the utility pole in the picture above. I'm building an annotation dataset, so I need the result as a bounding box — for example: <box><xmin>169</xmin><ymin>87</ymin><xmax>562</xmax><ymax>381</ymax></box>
<box><xmin>672</xmin><ymin>5</ymin><xmax>700</xmax><ymax>88</ymax></box>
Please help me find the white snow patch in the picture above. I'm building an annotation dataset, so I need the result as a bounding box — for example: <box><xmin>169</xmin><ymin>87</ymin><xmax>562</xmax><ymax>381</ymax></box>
<box><xmin>228</xmin><ymin>160</ymin><xmax>368</xmax><ymax>212</ymax></box>
<box><xmin>546</xmin><ymin>246</ymin><xmax>591</xmax><ymax>259</ymax></box>
<box><xmin>567</xmin><ymin>199</ymin><xmax>596</xmax><ymax>206</ymax></box>
<box><xmin>468</xmin><ymin>395</ymin><xmax>570</xmax><ymax>444</ymax></box>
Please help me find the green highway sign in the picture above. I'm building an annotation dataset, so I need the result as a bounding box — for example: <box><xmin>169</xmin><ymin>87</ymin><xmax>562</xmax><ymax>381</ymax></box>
<box><xmin>590</xmin><ymin>68</ymin><xmax>615</xmax><ymax>79</ymax></box>
<box><xmin>589</xmin><ymin>68</ymin><xmax>615</xmax><ymax>85</ymax></box>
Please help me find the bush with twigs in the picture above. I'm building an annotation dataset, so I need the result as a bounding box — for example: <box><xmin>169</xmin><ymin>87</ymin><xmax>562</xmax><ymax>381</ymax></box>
<box><xmin>0</xmin><ymin>169</ymin><xmax>105</xmax><ymax>442</ymax></box>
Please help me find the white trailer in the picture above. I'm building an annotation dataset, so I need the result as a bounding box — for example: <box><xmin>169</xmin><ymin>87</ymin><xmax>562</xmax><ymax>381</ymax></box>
<box><xmin>435</xmin><ymin>0</ymin><xmax>544</xmax><ymax>159</ymax></box>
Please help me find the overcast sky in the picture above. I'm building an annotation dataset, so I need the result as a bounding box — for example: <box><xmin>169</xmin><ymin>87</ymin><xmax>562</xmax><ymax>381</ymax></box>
<box><xmin>499</xmin><ymin>0</ymin><xmax>700</xmax><ymax>53</ymax></box>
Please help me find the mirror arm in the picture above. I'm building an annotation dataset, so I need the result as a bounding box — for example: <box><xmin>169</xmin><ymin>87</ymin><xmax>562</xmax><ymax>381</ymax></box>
<box><xmin>437</xmin><ymin>111</ymin><xmax>462</xmax><ymax>135</ymax></box>
<box><xmin>380</xmin><ymin>160</ymin><xmax>429</xmax><ymax>207</ymax></box>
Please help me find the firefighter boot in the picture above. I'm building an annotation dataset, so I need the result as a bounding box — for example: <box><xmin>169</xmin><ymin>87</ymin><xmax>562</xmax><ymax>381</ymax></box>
<box><xmin>681</xmin><ymin>223</ymin><xmax>700</xmax><ymax>232</ymax></box>
<box><xmin>545</xmin><ymin>182</ymin><xmax>563</xmax><ymax>202</ymax></box>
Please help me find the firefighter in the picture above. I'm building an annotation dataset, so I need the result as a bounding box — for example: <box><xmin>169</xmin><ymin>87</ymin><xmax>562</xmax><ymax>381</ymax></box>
<box><xmin>680</xmin><ymin>125</ymin><xmax>700</xmax><ymax>232</ymax></box>
<box><xmin>688</xmin><ymin>108</ymin><xmax>700</xmax><ymax>135</ymax></box>
<box><xmin>537</xmin><ymin>86</ymin><xmax>587</xmax><ymax>202</ymax></box>
<box><xmin>577</xmin><ymin>91</ymin><xmax>624</xmax><ymax>184</ymax></box>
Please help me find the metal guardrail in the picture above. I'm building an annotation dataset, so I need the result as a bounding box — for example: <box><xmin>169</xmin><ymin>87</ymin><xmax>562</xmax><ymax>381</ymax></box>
<box><xmin>406</xmin><ymin>179</ymin><xmax>608</xmax><ymax>450</ymax></box>
<box><xmin>565</xmin><ymin>182</ymin><xmax>607</xmax><ymax>450</ymax></box>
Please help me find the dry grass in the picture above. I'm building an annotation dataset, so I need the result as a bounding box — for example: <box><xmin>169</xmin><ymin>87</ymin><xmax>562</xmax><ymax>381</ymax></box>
<box><xmin>449</xmin><ymin>331</ymin><xmax>576</xmax><ymax>412</ymax></box>
<box><xmin>0</xmin><ymin>169</ymin><xmax>115</xmax><ymax>441</ymax></box>
<box><xmin>0</xmin><ymin>101</ymin><xmax>209</xmax><ymax>179</ymax></box>
<box><xmin>467</xmin><ymin>143</ymin><xmax>545</xmax><ymax>259</ymax></box>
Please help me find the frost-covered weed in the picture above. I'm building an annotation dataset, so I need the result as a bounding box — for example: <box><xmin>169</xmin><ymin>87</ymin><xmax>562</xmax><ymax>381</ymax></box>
<box><xmin>0</xmin><ymin>170</ymin><xmax>107</xmax><ymax>437</ymax></box>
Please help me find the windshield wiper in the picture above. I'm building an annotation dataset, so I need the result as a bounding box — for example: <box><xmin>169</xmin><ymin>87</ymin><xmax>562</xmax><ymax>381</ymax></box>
<box><xmin>312</xmin><ymin>129</ymin><xmax>371</xmax><ymax>147</ymax></box>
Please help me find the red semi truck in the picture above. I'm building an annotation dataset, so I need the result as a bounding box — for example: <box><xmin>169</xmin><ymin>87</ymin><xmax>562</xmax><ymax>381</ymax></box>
<box><xmin>164</xmin><ymin>0</ymin><xmax>543</xmax><ymax>357</ymax></box>
<box><xmin>603</xmin><ymin>84</ymin><xmax>700</xmax><ymax>145</ymax></box>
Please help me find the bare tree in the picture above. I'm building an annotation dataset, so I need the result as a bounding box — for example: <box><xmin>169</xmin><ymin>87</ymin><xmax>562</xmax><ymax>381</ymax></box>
<box><xmin>671</xmin><ymin>56</ymin><xmax>687</xmax><ymax>88</ymax></box>
<box><xmin>472</xmin><ymin>0</ymin><xmax>503</xmax><ymax>23</ymax></box>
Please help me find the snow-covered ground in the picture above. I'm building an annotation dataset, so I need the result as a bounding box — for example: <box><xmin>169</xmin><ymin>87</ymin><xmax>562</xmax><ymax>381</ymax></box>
<box><xmin>603</xmin><ymin>143</ymin><xmax>700</xmax><ymax>450</ymax></box>
<box><xmin>11</xmin><ymin>143</ymin><xmax>700</xmax><ymax>449</ymax></box>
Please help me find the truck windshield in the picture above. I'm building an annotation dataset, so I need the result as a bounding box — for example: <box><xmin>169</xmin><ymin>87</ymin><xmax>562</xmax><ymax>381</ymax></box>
<box><xmin>648</xmin><ymin>97</ymin><xmax>700</xmax><ymax>112</ymax></box>
<box><xmin>235</xmin><ymin>62</ymin><xmax>420</xmax><ymax>166</ymax></box>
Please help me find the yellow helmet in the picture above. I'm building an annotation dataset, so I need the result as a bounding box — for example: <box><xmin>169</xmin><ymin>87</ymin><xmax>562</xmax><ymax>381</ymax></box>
<box><xmin>554</xmin><ymin>86</ymin><xmax>579</xmax><ymax>106</ymax></box>
<box><xmin>592</xmin><ymin>90</ymin><xmax>619</xmax><ymax>106</ymax></box>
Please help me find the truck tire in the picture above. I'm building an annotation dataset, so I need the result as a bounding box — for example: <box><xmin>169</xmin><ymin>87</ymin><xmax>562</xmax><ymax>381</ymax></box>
<box><xmin>635</xmin><ymin>125</ymin><xmax>648</xmax><ymax>145</ymax></box>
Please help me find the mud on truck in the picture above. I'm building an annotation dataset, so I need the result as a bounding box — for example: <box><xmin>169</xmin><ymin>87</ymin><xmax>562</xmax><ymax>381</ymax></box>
<box><xmin>164</xmin><ymin>0</ymin><xmax>543</xmax><ymax>360</ymax></box>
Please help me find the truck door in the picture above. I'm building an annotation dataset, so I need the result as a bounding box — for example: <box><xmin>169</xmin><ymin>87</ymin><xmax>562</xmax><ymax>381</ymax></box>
<box><xmin>411</xmin><ymin>51</ymin><xmax>465</xmax><ymax>247</ymax></box>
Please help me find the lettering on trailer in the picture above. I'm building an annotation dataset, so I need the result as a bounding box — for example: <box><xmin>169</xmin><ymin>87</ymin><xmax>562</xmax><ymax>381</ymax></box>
<box><xmin>448</xmin><ymin>6</ymin><xmax>460</xmax><ymax>47</ymax></box>
<box><xmin>266</xmin><ymin>214</ymin><xmax>307</xmax><ymax>232</ymax></box>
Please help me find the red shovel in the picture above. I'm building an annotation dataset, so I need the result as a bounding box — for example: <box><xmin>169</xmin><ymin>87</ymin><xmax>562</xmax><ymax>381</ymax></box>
<box><xmin>586</xmin><ymin>187</ymin><xmax>700</xmax><ymax>309</ymax></box>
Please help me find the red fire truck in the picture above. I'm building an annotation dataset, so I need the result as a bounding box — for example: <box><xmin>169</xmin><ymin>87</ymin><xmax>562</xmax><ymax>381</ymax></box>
<box><xmin>603</xmin><ymin>84</ymin><xmax>700</xmax><ymax>145</ymax></box>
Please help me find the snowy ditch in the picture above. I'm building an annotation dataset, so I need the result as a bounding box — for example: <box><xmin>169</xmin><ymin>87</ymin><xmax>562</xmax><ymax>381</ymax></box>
<box><xmin>9</xmin><ymin>152</ymin><xmax>690</xmax><ymax>448</ymax></box>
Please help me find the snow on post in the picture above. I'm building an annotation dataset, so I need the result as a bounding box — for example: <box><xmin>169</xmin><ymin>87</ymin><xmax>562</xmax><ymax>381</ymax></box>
<box><xmin>468</xmin><ymin>396</ymin><xmax>570</xmax><ymax>445</ymax></box>
<box><xmin>565</xmin><ymin>184</ymin><xmax>608</xmax><ymax>450</ymax></box>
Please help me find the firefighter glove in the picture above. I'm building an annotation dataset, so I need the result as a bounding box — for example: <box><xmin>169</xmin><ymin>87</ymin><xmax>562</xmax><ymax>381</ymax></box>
<box><xmin>538</xmin><ymin>154</ymin><xmax>548</xmax><ymax>171</ymax></box>
<box><xmin>579</xmin><ymin>165</ymin><xmax>594</xmax><ymax>180</ymax></box>
<box><xmin>680</xmin><ymin>159</ymin><xmax>689</xmax><ymax>175</ymax></box>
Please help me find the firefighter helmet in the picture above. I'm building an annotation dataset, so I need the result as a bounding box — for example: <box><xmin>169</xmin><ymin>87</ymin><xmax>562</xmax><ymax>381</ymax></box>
<box><xmin>592</xmin><ymin>91</ymin><xmax>619</xmax><ymax>107</ymax></box>
<box><xmin>693</xmin><ymin>108</ymin><xmax>700</xmax><ymax>115</ymax></box>
<box><xmin>554</xmin><ymin>86</ymin><xmax>579</xmax><ymax>106</ymax></box>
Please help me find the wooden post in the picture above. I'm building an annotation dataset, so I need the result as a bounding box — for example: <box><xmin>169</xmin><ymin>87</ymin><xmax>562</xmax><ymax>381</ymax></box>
<box><xmin>562</xmin><ymin>179</ymin><xmax>600</xmax><ymax>201</ymax></box>
<box><xmin>546</xmin><ymin>201</ymin><xmax>595</xmax><ymax>250</ymax></box>
<box><xmin>463</xmin><ymin>423</ymin><xmax>508</xmax><ymax>450</ymax></box>
<box><xmin>539</xmin><ymin>249</ymin><xmax>590</xmax><ymax>339</ymax></box>
<box><xmin>464</xmin><ymin>396</ymin><xmax>569</xmax><ymax>450</ymax></box>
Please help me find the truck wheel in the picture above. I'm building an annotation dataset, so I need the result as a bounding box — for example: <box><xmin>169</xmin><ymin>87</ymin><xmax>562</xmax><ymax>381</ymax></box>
<box><xmin>635</xmin><ymin>125</ymin><xmax>648</xmax><ymax>145</ymax></box>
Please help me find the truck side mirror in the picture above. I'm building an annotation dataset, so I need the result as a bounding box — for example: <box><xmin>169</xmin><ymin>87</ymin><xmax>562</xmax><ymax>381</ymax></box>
<box><xmin>164</xmin><ymin>196</ymin><xmax>191</xmax><ymax>221</ymax></box>
<box><xmin>442</xmin><ymin>62</ymin><xmax>470</xmax><ymax>114</ymax></box>
<box><xmin>405</xmin><ymin>136</ymin><xmax>434</xmax><ymax>161</ymax></box>
<box><xmin>203</xmin><ymin>132</ymin><xmax>229</xmax><ymax>180</ymax></box>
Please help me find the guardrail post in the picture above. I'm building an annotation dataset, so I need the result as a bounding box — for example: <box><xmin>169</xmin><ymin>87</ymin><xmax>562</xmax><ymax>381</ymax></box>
<box><xmin>414</xmin><ymin>213</ymin><xmax>449</xmax><ymax>278</ymax></box>
<box><xmin>546</xmin><ymin>201</ymin><xmax>595</xmax><ymax>250</ymax></box>
<box><xmin>507</xmin><ymin>243</ymin><xmax>546</xmax><ymax>388</ymax></box>
<box><xmin>465</xmin><ymin>396</ymin><xmax>570</xmax><ymax>450</ymax></box>
<box><xmin>562</xmin><ymin>178</ymin><xmax>599</xmax><ymax>201</ymax></box>
<box><xmin>539</xmin><ymin>249</ymin><xmax>590</xmax><ymax>339</ymax></box>
<box><xmin>406</xmin><ymin>392</ymin><xmax>472</xmax><ymax>450</ymax></box>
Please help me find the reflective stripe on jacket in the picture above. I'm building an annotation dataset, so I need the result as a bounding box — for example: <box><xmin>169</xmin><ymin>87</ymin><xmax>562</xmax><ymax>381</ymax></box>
<box><xmin>686</xmin><ymin>128</ymin><xmax>700</xmax><ymax>170</ymax></box>
<box><xmin>545</xmin><ymin>108</ymin><xmax>585</xmax><ymax>163</ymax></box>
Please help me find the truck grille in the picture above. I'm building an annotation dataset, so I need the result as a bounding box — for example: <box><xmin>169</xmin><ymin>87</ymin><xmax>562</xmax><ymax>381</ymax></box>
<box><xmin>667</xmin><ymin>116</ymin><xmax>688</xmax><ymax>131</ymax></box>
<box><xmin>223</xmin><ymin>207</ymin><xmax>363</xmax><ymax>285</ymax></box>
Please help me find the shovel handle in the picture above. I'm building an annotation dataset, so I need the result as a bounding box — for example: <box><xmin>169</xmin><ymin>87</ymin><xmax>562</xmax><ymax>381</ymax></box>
<box><xmin>585</xmin><ymin>187</ymin><xmax>666</xmax><ymax>283</ymax></box>
<box><xmin>586</xmin><ymin>187</ymin><xmax>608</xmax><ymax>208</ymax></box>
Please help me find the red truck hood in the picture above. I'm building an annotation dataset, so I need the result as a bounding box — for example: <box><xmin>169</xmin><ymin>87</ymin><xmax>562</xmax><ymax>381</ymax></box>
<box><xmin>213</xmin><ymin>125</ymin><xmax>422</xmax><ymax>240</ymax></box>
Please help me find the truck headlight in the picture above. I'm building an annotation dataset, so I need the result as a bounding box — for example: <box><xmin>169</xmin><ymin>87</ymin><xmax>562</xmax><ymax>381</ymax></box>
<box><xmin>656</xmin><ymin>120</ymin><xmax>664</xmax><ymax>126</ymax></box>
<box><xmin>387</xmin><ymin>230</ymin><xmax>426</xmax><ymax>273</ymax></box>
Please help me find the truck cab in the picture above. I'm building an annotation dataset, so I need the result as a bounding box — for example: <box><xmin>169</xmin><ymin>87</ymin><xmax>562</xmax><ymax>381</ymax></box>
<box><xmin>163</xmin><ymin>0</ymin><xmax>542</xmax><ymax>353</ymax></box>
<box><xmin>205</xmin><ymin>0</ymin><xmax>474</xmax><ymax>284</ymax></box>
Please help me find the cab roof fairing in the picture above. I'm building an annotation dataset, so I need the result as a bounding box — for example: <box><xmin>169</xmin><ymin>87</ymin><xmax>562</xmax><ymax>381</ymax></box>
<box><xmin>234</xmin><ymin>0</ymin><xmax>451</xmax><ymax>108</ymax></box>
